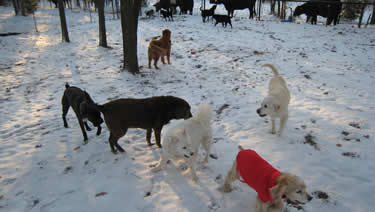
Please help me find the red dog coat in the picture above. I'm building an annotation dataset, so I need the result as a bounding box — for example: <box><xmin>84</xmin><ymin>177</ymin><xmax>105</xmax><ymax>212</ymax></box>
<box><xmin>236</xmin><ymin>149</ymin><xmax>281</xmax><ymax>203</ymax></box>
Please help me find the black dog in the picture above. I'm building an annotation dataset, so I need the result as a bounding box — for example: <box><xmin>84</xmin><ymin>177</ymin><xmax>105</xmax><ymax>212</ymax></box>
<box><xmin>61</xmin><ymin>83</ymin><xmax>103</xmax><ymax>143</ymax></box>
<box><xmin>201</xmin><ymin>5</ymin><xmax>217</xmax><ymax>22</ymax></box>
<box><xmin>96</xmin><ymin>96</ymin><xmax>192</xmax><ymax>153</ymax></box>
<box><xmin>145</xmin><ymin>9</ymin><xmax>155</xmax><ymax>18</ymax></box>
<box><xmin>160</xmin><ymin>8</ymin><xmax>173</xmax><ymax>21</ymax></box>
<box><xmin>213</xmin><ymin>14</ymin><xmax>232</xmax><ymax>28</ymax></box>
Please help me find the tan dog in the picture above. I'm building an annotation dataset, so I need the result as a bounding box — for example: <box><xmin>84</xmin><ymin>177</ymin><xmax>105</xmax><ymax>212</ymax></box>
<box><xmin>148</xmin><ymin>29</ymin><xmax>171</xmax><ymax>69</ymax></box>
<box><xmin>223</xmin><ymin>146</ymin><xmax>312</xmax><ymax>212</ymax></box>
<box><xmin>256</xmin><ymin>64</ymin><xmax>290</xmax><ymax>136</ymax></box>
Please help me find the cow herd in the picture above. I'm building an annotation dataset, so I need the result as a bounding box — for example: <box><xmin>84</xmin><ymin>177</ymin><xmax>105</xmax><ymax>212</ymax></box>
<box><xmin>151</xmin><ymin>0</ymin><xmax>343</xmax><ymax>26</ymax></box>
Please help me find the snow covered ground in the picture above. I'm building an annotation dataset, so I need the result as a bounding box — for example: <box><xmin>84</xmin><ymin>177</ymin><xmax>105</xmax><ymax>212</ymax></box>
<box><xmin>1</xmin><ymin>2</ymin><xmax>375</xmax><ymax>212</ymax></box>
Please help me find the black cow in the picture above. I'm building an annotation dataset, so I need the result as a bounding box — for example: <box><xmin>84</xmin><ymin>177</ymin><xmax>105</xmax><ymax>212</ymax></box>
<box><xmin>293</xmin><ymin>0</ymin><xmax>342</xmax><ymax>25</ymax></box>
<box><xmin>177</xmin><ymin>0</ymin><xmax>194</xmax><ymax>15</ymax></box>
<box><xmin>216</xmin><ymin>0</ymin><xmax>256</xmax><ymax>19</ymax></box>
<box><xmin>153</xmin><ymin>0</ymin><xmax>178</xmax><ymax>14</ymax></box>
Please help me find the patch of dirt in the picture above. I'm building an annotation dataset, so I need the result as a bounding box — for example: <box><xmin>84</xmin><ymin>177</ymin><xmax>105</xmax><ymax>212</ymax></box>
<box><xmin>144</xmin><ymin>191</ymin><xmax>151</xmax><ymax>198</ymax></box>
<box><xmin>349</xmin><ymin>122</ymin><xmax>361</xmax><ymax>129</ymax></box>
<box><xmin>304</xmin><ymin>134</ymin><xmax>320</xmax><ymax>150</ymax></box>
<box><xmin>312</xmin><ymin>190</ymin><xmax>330</xmax><ymax>200</ymax></box>
<box><xmin>285</xmin><ymin>199</ymin><xmax>304</xmax><ymax>211</ymax></box>
<box><xmin>342</xmin><ymin>131</ymin><xmax>350</xmax><ymax>136</ymax></box>
<box><xmin>216</xmin><ymin>104</ymin><xmax>230</xmax><ymax>115</ymax></box>
<box><xmin>342</xmin><ymin>152</ymin><xmax>360</xmax><ymax>158</ymax></box>
<box><xmin>95</xmin><ymin>192</ymin><xmax>107</xmax><ymax>197</ymax></box>
<box><xmin>63</xmin><ymin>166</ymin><xmax>73</xmax><ymax>174</ymax></box>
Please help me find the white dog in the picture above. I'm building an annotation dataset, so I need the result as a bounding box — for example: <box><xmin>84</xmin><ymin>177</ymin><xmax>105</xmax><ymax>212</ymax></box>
<box><xmin>256</xmin><ymin>64</ymin><xmax>290</xmax><ymax>136</ymax></box>
<box><xmin>151</xmin><ymin>104</ymin><xmax>213</xmax><ymax>181</ymax></box>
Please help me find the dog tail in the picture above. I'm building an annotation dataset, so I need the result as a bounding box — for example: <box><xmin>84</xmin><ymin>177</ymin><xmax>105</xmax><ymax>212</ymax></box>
<box><xmin>65</xmin><ymin>83</ymin><xmax>70</xmax><ymax>89</ymax></box>
<box><xmin>238</xmin><ymin>145</ymin><xmax>244</xmax><ymax>151</ymax></box>
<box><xmin>262</xmin><ymin>64</ymin><xmax>280</xmax><ymax>76</ymax></box>
<box><xmin>193</xmin><ymin>104</ymin><xmax>213</xmax><ymax>124</ymax></box>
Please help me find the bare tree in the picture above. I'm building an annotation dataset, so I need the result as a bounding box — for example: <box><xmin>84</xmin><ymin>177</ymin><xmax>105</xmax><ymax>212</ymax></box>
<box><xmin>371</xmin><ymin>1</ymin><xmax>375</xmax><ymax>24</ymax></box>
<box><xmin>121</xmin><ymin>0</ymin><xmax>141</xmax><ymax>74</ymax></box>
<box><xmin>58</xmin><ymin>0</ymin><xmax>70</xmax><ymax>42</ymax></box>
<box><xmin>97</xmin><ymin>0</ymin><xmax>108</xmax><ymax>47</ymax></box>
<box><xmin>12</xmin><ymin>0</ymin><xmax>21</xmax><ymax>15</ymax></box>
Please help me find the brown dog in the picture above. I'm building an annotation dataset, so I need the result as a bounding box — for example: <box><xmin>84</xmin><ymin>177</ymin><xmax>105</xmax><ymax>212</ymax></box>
<box><xmin>223</xmin><ymin>146</ymin><xmax>312</xmax><ymax>212</ymax></box>
<box><xmin>148</xmin><ymin>29</ymin><xmax>171</xmax><ymax>69</ymax></box>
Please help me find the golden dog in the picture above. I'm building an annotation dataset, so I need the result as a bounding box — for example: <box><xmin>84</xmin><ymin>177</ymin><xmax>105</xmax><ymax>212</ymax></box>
<box><xmin>148</xmin><ymin>29</ymin><xmax>171</xmax><ymax>69</ymax></box>
<box><xmin>223</xmin><ymin>146</ymin><xmax>312</xmax><ymax>212</ymax></box>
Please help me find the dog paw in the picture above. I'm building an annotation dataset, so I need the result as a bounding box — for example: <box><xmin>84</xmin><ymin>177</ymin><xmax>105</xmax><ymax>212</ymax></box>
<box><xmin>192</xmin><ymin>175</ymin><xmax>199</xmax><ymax>182</ymax></box>
<box><xmin>223</xmin><ymin>185</ymin><xmax>232</xmax><ymax>193</ymax></box>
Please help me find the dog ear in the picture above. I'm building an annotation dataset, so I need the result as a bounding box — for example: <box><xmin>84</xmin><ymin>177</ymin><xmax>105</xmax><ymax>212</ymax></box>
<box><xmin>270</xmin><ymin>176</ymin><xmax>289</xmax><ymax>199</ymax></box>
<box><xmin>273</xmin><ymin>104</ymin><xmax>281</xmax><ymax>112</ymax></box>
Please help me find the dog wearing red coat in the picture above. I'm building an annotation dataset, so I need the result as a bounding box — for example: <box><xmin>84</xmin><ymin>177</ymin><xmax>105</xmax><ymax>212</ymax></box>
<box><xmin>223</xmin><ymin>146</ymin><xmax>312</xmax><ymax>212</ymax></box>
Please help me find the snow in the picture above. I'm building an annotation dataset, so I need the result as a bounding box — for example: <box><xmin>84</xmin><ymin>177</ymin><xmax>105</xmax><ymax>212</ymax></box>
<box><xmin>1</xmin><ymin>1</ymin><xmax>375</xmax><ymax>212</ymax></box>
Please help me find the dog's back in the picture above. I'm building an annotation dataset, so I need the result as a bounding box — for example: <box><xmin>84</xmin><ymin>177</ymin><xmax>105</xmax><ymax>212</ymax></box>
<box><xmin>99</xmin><ymin>96</ymin><xmax>191</xmax><ymax>130</ymax></box>
<box><xmin>236</xmin><ymin>149</ymin><xmax>281</xmax><ymax>203</ymax></box>
<box><xmin>213</xmin><ymin>14</ymin><xmax>232</xmax><ymax>27</ymax></box>
<box><xmin>263</xmin><ymin>64</ymin><xmax>290</xmax><ymax>104</ymax></box>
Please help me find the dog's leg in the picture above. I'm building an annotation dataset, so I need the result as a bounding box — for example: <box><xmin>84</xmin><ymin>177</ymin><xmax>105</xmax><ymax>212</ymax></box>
<box><xmin>146</xmin><ymin>128</ymin><xmax>153</xmax><ymax>146</ymax></box>
<box><xmin>161</xmin><ymin>55</ymin><xmax>166</xmax><ymax>64</ymax></box>
<box><xmin>77</xmin><ymin>116</ymin><xmax>89</xmax><ymax>143</ymax></box>
<box><xmin>109</xmin><ymin>130</ymin><xmax>126</xmax><ymax>153</ymax></box>
<box><xmin>108</xmin><ymin>132</ymin><xmax>117</xmax><ymax>153</ymax></box>
<box><xmin>201</xmin><ymin>136</ymin><xmax>212</xmax><ymax>164</ymax></box>
<box><xmin>62</xmin><ymin>98</ymin><xmax>70</xmax><ymax>128</ymax></box>
<box><xmin>271</xmin><ymin>118</ymin><xmax>276</xmax><ymax>134</ymax></box>
<box><xmin>187</xmin><ymin>158</ymin><xmax>198</xmax><ymax>181</ymax></box>
<box><xmin>255</xmin><ymin>197</ymin><xmax>268</xmax><ymax>212</ymax></box>
<box><xmin>154</xmin><ymin>56</ymin><xmax>160</xmax><ymax>69</ymax></box>
<box><xmin>167</xmin><ymin>49</ymin><xmax>171</xmax><ymax>65</ymax></box>
<box><xmin>148</xmin><ymin>50</ymin><xmax>152</xmax><ymax>69</ymax></box>
<box><xmin>152</xmin><ymin>148</ymin><xmax>168</xmax><ymax>172</ymax></box>
<box><xmin>84</xmin><ymin>122</ymin><xmax>92</xmax><ymax>131</ymax></box>
<box><xmin>278</xmin><ymin>115</ymin><xmax>288</xmax><ymax>136</ymax></box>
<box><xmin>96</xmin><ymin>125</ymin><xmax>102</xmax><ymax>136</ymax></box>
<box><xmin>153</xmin><ymin>127</ymin><xmax>162</xmax><ymax>148</ymax></box>
<box><xmin>223</xmin><ymin>161</ymin><xmax>238</xmax><ymax>192</ymax></box>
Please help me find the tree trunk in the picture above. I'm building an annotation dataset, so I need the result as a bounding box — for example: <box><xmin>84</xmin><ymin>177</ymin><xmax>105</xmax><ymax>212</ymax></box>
<box><xmin>12</xmin><ymin>0</ymin><xmax>21</xmax><ymax>15</ymax></box>
<box><xmin>58</xmin><ymin>0</ymin><xmax>70</xmax><ymax>42</ymax></box>
<box><xmin>33</xmin><ymin>13</ymin><xmax>39</xmax><ymax>32</ymax></box>
<box><xmin>97</xmin><ymin>0</ymin><xmax>108</xmax><ymax>47</ymax></box>
<box><xmin>121</xmin><ymin>0</ymin><xmax>141</xmax><ymax>74</ymax></box>
<box><xmin>115</xmin><ymin>0</ymin><xmax>120</xmax><ymax>19</ymax></box>
<box><xmin>21</xmin><ymin>0</ymin><xmax>27</xmax><ymax>16</ymax></box>
<box><xmin>270</xmin><ymin>0</ymin><xmax>275</xmax><ymax>15</ymax></box>
<box><xmin>358</xmin><ymin>4</ymin><xmax>366</xmax><ymax>28</ymax></box>
<box><xmin>76</xmin><ymin>0</ymin><xmax>81</xmax><ymax>8</ymax></box>
<box><xmin>371</xmin><ymin>3</ymin><xmax>375</xmax><ymax>24</ymax></box>
<box><xmin>277</xmin><ymin>0</ymin><xmax>280</xmax><ymax>17</ymax></box>
<box><xmin>281</xmin><ymin>0</ymin><xmax>287</xmax><ymax>19</ymax></box>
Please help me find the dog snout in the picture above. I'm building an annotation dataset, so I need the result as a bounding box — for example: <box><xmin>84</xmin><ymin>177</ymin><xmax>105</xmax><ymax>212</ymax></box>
<box><xmin>256</xmin><ymin>108</ymin><xmax>266</xmax><ymax>117</ymax></box>
<box><xmin>185</xmin><ymin>111</ymin><xmax>193</xmax><ymax>119</ymax></box>
<box><xmin>307</xmin><ymin>194</ymin><xmax>313</xmax><ymax>201</ymax></box>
